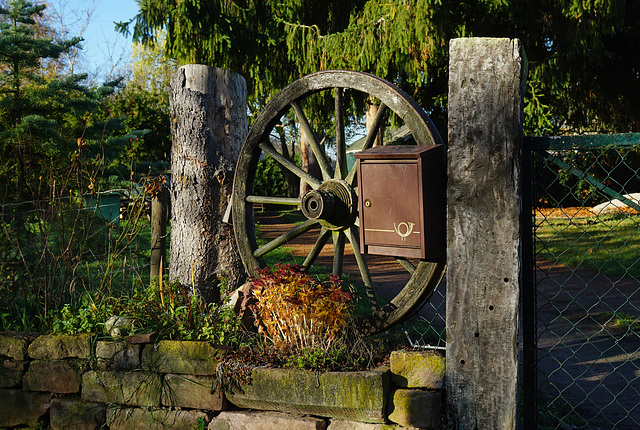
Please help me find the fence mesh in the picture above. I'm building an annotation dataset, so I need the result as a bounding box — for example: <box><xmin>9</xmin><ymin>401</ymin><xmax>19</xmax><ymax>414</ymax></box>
<box><xmin>0</xmin><ymin>190</ymin><xmax>153</xmax><ymax>332</ymax></box>
<box><xmin>529</xmin><ymin>139</ymin><xmax>640</xmax><ymax>429</ymax></box>
<box><xmin>402</xmin><ymin>280</ymin><xmax>446</xmax><ymax>350</ymax></box>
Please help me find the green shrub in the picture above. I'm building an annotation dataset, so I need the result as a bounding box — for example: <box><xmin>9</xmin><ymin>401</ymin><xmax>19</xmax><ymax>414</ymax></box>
<box><xmin>253</xmin><ymin>155</ymin><xmax>288</xmax><ymax>197</ymax></box>
<box><xmin>51</xmin><ymin>277</ymin><xmax>244</xmax><ymax>346</ymax></box>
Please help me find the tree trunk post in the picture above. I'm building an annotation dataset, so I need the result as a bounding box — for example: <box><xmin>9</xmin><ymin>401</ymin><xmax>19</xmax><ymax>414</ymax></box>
<box><xmin>299</xmin><ymin>133</ymin><xmax>321</xmax><ymax>198</ymax></box>
<box><xmin>365</xmin><ymin>98</ymin><xmax>384</xmax><ymax>147</ymax></box>
<box><xmin>150</xmin><ymin>184</ymin><xmax>169</xmax><ymax>281</ymax></box>
<box><xmin>445</xmin><ymin>38</ymin><xmax>526</xmax><ymax>429</ymax></box>
<box><xmin>169</xmin><ymin>65</ymin><xmax>247</xmax><ymax>303</ymax></box>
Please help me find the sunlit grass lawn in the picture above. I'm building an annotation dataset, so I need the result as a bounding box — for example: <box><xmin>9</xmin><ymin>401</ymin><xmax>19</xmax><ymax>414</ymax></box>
<box><xmin>535</xmin><ymin>212</ymin><xmax>640</xmax><ymax>278</ymax></box>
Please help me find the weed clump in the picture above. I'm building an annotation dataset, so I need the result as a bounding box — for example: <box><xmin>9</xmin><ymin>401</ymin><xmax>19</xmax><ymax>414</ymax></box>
<box><xmin>240</xmin><ymin>263</ymin><xmax>380</xmax><ymax>371</ymax></box>
<box><xmin>52</xmin><ymin>277</ymin><xmax>243</xmax><ymax>346</ymax></box>
<box><xmin>250</xmin><ymin>264</ymin><xmax>351</xmax><ymax>354</ymax></box>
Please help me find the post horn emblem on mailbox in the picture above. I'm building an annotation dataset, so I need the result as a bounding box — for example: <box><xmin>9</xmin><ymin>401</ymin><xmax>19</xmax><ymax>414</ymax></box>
<box><xmin>394</xmin><ymin>222</ymin><xmax>415</xmax><ymax>241</ymax></box>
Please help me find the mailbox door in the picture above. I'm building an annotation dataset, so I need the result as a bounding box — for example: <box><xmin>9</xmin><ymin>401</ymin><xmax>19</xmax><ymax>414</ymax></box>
<box><xmin>358</xmin><ymin>160</ymin><xmax>424</xmax><ymax>258</ymax></box>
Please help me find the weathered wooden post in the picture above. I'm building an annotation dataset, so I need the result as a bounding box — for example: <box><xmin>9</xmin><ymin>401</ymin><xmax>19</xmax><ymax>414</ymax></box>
<box><xmin>169</xmin><ymin>65</ymin><xmax>246</xmax><ymax>302</ymax></box>
<box><xmin>446</xmin><ymin>38</ymin><xmax>526</xmax><ymax>429</ymax></box>
<box><xmin>150</xmin><ymin>184</ymin><xmax>169</xmax><ymax>281</ymax></box>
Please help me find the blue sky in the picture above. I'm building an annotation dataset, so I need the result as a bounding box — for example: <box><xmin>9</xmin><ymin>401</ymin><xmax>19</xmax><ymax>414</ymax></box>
<box><xmin>47</xmin><ymin>0</ymin><xmax>140</xmax><ymax>80</ymax></box>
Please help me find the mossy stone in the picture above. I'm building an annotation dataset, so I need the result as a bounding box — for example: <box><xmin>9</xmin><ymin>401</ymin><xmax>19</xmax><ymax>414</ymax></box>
<box><xmin>23</xmin><ymin>359</ymin><xmax>81</xmax><ymax>393</ymax></box>
<box><xmin>389</xmin><ymin>350</ymin><xmax>445</xmax><ymax>389</ymax></box>
<box><xmin>227</xmin><ymin>367</ymin><xmax>390</xmax><ymax>423</ymax></box>
<box><xmin>82</xmin><ymin>370</ymin><xmax>163</xmax><ymax>407</ymax></box>
<box><xmin>387</xmin><ymin>389</ymin><xmax>442</xmax><ymax>429</ymax></box>
<box><xmin>106</xmin><ymin>406</ymin><xmax>208</xmax><ymax>430</ymax></box>
<box><xmin>28</xmin><ymin>333</ymin><xmax>93</xmax><ymax>360</ymax></box>
<box><xmin>141</xmin><ymin>340</ymin><xmax>224</xmax><ymax>375</ymax></box>
<box><xmin>0</xmin><ymin>359</ymin><xmax>23</xmax><ymax>388</ymax></box>
<box><xmin>50</xmin><ymin>397</ymin><xmax>106</xmax><ymax>430</ymax></box>
<box><xmin>0</xmin><ymin>389</ymin><xmax>50</xmax><ymax>427</ymax></box>
<box><xmin>0</xmin><ymin>331</ymin><xmax>39</xmax><ymax>360</ymax></box>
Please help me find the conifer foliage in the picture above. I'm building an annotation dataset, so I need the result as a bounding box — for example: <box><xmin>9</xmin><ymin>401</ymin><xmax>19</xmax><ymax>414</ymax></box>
<box><xmin>0</xmin><ymin>0</ymin><xmax>127</xmax><ymax>202</ymax></box>
<box><xmin>122</xmin><ymin>0</ymin><xmax>640</xmax><ymax>134</ymax></box>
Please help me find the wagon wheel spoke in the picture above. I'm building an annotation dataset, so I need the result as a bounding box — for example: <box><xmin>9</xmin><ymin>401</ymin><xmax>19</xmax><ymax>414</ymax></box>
<box><xmin>303</xmin><ymin>227</ymin><xmax>331</xmax><ymax>269</ymax></box>
<box><xmin>246</xmin><ymin>196</ymin><xmax>301</xmax><ymax>206</ymax></box>
<box><xmin>254</xmin><ymin>219</ymin><xmax>319</xmax><ymax>258</ymax></box>
<box><xmin>259</xmin><ymin>141</ymin><xmax>321</xmax><ymax>190</ymax></box>
<box><xmin>395</xmin><ymin>257</ymin><xmax>416</xmax><ymax>274</ymax></box>
<box><xmin>345</xmin><ymin>226</ymin><xmax>379</xmax><ymax>311</ymax></box>
<box><xmin>290</xmin><ymin>101</ymin><xmax>334</xmax><ymax>181</ymax></box>
<box><xmin>334</xmin><ymin>88</ymin><xmax>347</xmax><ymax>180</ymax></box>
<box><xmin>346</xmin><ymin>103</ymin><xmax>387</xmax><ymax>186</ymax></box>
<box><xmin>332</xmin><ymin>230</ymin><xmax>346</xmax><ymax>276</ymax></box>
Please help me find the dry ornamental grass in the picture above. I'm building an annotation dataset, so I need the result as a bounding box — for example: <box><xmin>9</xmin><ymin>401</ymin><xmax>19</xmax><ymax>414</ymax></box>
<box><xmin>249</xmin><ymin>264</ymin><xmax>352</xmax><ymax>354</ymax></box>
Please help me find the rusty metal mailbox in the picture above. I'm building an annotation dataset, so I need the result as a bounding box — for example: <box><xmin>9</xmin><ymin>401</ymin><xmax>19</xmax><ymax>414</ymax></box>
<box><xmin>355</xmin><ymin>144</ymin><xmax>445</xmax><ymax>260</ymax></box>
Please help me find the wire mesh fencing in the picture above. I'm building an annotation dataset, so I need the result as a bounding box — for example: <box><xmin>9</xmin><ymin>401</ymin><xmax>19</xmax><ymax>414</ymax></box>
<box><xmin>402</xmin><ymin>279</ymin><xmax>447</xmax><ymax>350</ymax></box>
<box><xmin>526</xmin><ymin>136</ymin><xmax>640</xmax><ymax>429</ymax></box>
<box><xmin>0</xmin><ymin>189</ymin><xmax>153</xmax><ymax>332</ymax></box>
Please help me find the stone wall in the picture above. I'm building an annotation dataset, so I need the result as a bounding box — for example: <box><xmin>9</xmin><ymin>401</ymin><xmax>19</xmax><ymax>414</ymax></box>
<box><xmin>0</xmin><ymin>332</ymin><xmax>444</xmax><ymax>429</ymax></box>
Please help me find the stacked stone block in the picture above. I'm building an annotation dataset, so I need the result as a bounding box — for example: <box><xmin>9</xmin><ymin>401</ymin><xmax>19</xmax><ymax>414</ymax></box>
<box><xmin>0</xmin><ymin>332</ymin><xmax>444</xmax><ymax>429</ymax></box>
<box><xmin>388</xmin><ymin>350</ymin><xmax>445</xmax><ymax>429</ymax></box>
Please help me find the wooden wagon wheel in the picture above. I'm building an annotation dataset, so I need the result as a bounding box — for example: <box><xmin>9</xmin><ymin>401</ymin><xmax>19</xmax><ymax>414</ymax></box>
<box><xmin>233</xmin><ymin>70</ymin><xmax>445</xmax><ymax>335</ymax></box>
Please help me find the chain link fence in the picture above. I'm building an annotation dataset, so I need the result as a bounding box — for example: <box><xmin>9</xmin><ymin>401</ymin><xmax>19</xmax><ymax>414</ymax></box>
<box><xmin>0</xmin><ymin>189</ymin><xmax>153</xmax><ymax>332</ymax></box>
<box><xmin>527</xmin><ymin>136</ymin><xmax>640</xmax><ymax>429</ymax></box>
<box><xmin>402</xmin><ymin>280</ymin><xmax>446</xmax><ymax>350</ymax></box>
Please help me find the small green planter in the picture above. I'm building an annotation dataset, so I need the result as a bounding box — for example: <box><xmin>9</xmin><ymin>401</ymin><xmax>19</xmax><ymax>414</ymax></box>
<box><xmin>83</xmin><ymin>192</ymin><xmax>121</xmax><ymax>225</ymax></box>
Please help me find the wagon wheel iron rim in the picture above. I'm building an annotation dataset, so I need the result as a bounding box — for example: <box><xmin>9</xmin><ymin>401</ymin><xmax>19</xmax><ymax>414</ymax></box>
<box><xmin>232</xmin><ymin>70</ymin><xmax>446</xmax><ymax>335</ymax></box>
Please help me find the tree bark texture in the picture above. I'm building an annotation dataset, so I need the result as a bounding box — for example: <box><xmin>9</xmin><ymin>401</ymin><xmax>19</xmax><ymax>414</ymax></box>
<box><xmin>365</xmin><ymin>98</ymin><xmax>384</xmax><ymax>147</ymax></box>
<box><xmin>299</xmin><ymin>132</ymin><xmax>320</xmax><ymax>197</ymax></box>
<box><xmin>169</xmin><ymin>65</ymin><xmax>246</xmax><ymax>303</ymax></box>
<box><xmin>445</xmin><ymin>38</ymin><xmax>525</xmax><ymax>430</ymax></box>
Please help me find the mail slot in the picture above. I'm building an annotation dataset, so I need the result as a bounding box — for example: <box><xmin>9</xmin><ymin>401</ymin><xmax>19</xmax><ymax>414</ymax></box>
<box><xmin>355</xmin><ymin>144</ymin><xmax>445</xmax><ymax>260</ymax></box>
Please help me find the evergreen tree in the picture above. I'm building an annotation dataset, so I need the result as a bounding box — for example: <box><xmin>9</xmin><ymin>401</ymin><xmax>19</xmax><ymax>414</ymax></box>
<box><xmin>99</xmin><ymin>82</ymin><xmax>170</xmax><ymax>165</ymax></box>
<box><xmin>92</xmin><ymin>34</ymin><xmax>173</xmax><ymax>169</ymax></box>
<box><xmin>0</xmin><ymin>0</ymin><xmax>72</xmax><ymax>196</ymax></box>
<box><xmin>118</xmin><ymin>0</ymin><xmax>363</xmax><ymax>105</ymax></box>
<box><xmin>515</xmin><ymin>0</ymin><xmax>640</xmax><ymax>134</ymax></box>
<box><xmin>122</xmin><ymin>0</ymin><xmax>640</xmax><ymax>135</ymax></box>
<box><xmin>0</xmin><ymin>0</ymin><xmax>129</xmax><ymax>203</ymax></box>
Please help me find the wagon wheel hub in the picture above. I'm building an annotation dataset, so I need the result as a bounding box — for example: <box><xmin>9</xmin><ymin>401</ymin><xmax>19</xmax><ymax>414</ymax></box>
<box><xmin>300</xmin><ymin>179</ymin><xmax>357</xmax><ymax>231</ymax></box>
